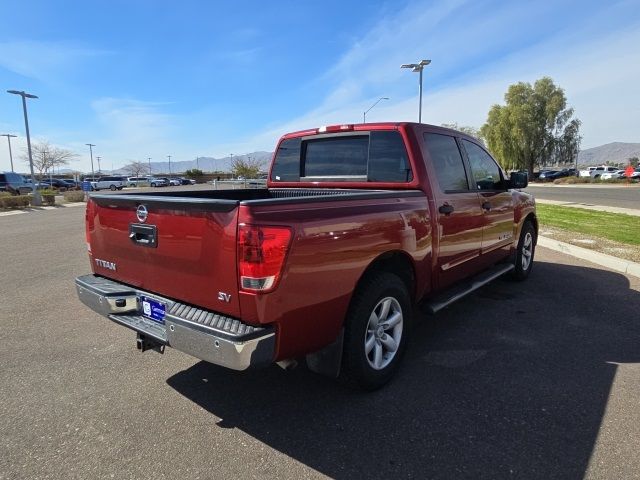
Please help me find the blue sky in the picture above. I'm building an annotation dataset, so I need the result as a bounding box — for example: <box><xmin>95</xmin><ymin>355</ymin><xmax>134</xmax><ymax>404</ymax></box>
<box><xmin>0</xmin><ymin>0</ymin><xmax>639</xmax><ymax>172</ymax></box>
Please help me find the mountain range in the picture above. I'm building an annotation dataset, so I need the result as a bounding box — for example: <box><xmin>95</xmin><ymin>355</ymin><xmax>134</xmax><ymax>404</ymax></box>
<box><xmin>57</xmin><ymin>142</ymin><xmax>639</xmax><ymax>175</ymax></box>
<box><xmin>577</xmin><ymin>142</ymin><xmax>640</xmax><ymax>166</ymax></box>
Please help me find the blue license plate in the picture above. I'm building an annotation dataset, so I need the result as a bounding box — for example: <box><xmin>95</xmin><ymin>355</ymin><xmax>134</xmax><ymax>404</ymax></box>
<box><xmin>140</xmin><ymin>296</ymin><xmax>166</xmax><ymax>324</ymax></box>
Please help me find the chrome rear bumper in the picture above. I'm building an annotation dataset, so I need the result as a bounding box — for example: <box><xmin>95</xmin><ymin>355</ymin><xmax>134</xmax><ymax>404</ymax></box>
<box><xmin>75</xmin><ymin>274</ymin><xmax>275</xmax><ymax>370</ymax></box>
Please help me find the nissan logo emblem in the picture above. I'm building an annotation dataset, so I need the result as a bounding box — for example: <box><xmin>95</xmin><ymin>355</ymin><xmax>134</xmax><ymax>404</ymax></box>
<box><xmin>136</xmin><ymin>205</ymin><xmax>148</xmax><ymax>223</ymax></box>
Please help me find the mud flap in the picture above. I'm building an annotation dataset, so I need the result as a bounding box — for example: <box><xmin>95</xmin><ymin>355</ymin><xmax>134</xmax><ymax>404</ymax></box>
<box><xmin>305</xmin><ymin>328</ymin><xmax>344</xmax><ymax>378</ymax></box>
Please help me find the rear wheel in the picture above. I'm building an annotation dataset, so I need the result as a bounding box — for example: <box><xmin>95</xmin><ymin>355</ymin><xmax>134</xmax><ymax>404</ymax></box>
<box><xmin>512</xmin><ymin>221</ymin><xmax>536</xmax><ymax>280</ymax></box>
<box><xmin>110</xmin><ymin>185</ymin><xmax>116</xmax><ymax>191</ymax></box>
<box><xmin>150</xmin><ymin>183</ymin><xmax>156</xmax><ymax>187</ymax></box>
<box><xmin>342</xmin><ymin>272</ymin><xmax>411</xmax><ymax>390</ymax></box>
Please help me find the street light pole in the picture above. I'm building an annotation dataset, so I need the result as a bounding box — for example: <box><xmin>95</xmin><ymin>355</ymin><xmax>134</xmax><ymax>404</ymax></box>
<box><xmin>167</xmin><ymin>155</ymin><xmax>172</xmax><ymax>178</ymax></box>
<box><xmin>85</xmin><ymin>143</ymin><xmax>96</xmax><ymax>180</ymax></box>
<box><xmin>7</xmin><ymin>90</ymin><xmax>41</xmax><ymax>205</ymax></box>
<box><xmin>1</xmin><ymin>134</ymin><xmax>17</xmax><ymax>172</ymax></box>
<box><xmin>363</xmin><ymin>97</ymin><xmax>389</xmax><ymax>123</ymax></box>
<box><xmin>400</xmin><ymin>59</ymin><xmax>431</xmax><ymax>123</ymax></box>
<box><xmin>148</xmin><ymin>157</ymin><xmax>152</xmax><ymax>175</ymax></box>
<box><xmin>96</xmin><ymin>156</ymin><xmax>102</xmax><ymax>174</ymax></box>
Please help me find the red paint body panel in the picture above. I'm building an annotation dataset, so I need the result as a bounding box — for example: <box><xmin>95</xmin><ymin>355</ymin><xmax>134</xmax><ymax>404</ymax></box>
<box><xmin>85</xmin><ymin>122</ymin><xmax>536</xmax><ymax>363</ymax></box>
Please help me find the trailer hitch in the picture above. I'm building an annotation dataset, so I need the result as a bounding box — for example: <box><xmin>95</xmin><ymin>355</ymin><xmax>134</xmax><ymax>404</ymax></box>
<box><xmin>136</xmin><ymin>333</ymin><xmax>165</xmax><ymax>354</ymax></box>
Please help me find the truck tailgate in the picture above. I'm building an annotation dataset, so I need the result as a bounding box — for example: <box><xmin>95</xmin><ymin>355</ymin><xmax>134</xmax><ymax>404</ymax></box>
<box><xmin>86</xmin><ymin>194</ymin><xmax>241</xmax><ymax>317</ymax></box>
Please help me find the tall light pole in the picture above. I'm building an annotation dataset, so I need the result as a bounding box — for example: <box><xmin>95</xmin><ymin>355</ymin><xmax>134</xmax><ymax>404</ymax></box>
<box><xmin>7</xmin><ymin>90</ymin><xmax>41</xmax><ymax>205</ymax></box>
<box><xmin>96</xmin><ymin>156</ymin><xmax>102</xmax><ymax>174</ymax></box>
<box><xmin>148</xmin><ymin>157</ymin><xmax>152</xmax><ymax>175</ymax></box>
<box><xmin>196</xmin><ymin>156</ymin><xmax>199</xmax><ymax>171</ymax></box>
<box><xmin>86</xmin><ymin>143</ymin><xmax>96</xmax><ymax>180</ymax></box>
<box><xmin>401</xmin><ymin>59</ymin><xmax>431</xmax><ymax>123</ymax></box>
<box><xmin>363</xmin><ymin>97</ymin><xmax>389</xmax><ymax>123</ymax></box>
<box><xmin>1</xmin><ymin>134</ymin><xmax>17</xmax><ymax>172</ymax></box>
<box><xmin>167</xmin><ymin>155</ymin><xmax>172</xmax><ymax>178</ymax></box>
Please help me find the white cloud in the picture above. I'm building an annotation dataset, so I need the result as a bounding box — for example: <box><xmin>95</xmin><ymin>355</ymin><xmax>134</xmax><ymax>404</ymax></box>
<box><xmin>236</xmin><ymin>0</ymin><xmax>640</xmax><ymax>153</ymax></box>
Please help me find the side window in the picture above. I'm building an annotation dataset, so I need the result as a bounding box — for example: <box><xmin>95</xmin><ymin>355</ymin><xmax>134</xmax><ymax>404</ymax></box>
<box><xmin>271</xmin><ymin>138</ymin><xmax>301</xmax><ymax>181</ymax></box>
<box><xmin>368</xmin><ymin>131</ymin><xmax>413</xmax><ymax>182</ymax></box>
<box><xmin>423</xmin><ymin>133</ymin><xmax>469</xmax><ymax>192</ymax></box>
<box><xmin>462</xmin><ymin>140</ymin><xmax>503</xmax><ymax>190</ymax></box>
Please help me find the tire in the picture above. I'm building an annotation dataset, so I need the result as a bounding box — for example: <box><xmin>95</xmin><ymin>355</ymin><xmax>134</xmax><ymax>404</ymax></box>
<box><xmin>342</xmin><ymin>272</ymin><xmax>411</xmax><ymax>390</ymax></box>
<box><xmin>110</xmin><ymin>185</ymin><xmax>116</xmax><ymax>191</ymax></box>
<box><xmin>150</xmin><ymin>183</ymin><xmax>156</xmax><ymax>188</ymax></box>
<box><xmin>512</xmin><ymin>221</ymin><xmax>536</xmax><ymax>280</ymax></box>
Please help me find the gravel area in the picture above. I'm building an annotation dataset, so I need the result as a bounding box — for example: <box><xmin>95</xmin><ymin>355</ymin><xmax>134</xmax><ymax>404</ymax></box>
<box><xmin>540</xmin><ymin>226</ymin><xmax>640</xmax><ymax>263</ymax></box>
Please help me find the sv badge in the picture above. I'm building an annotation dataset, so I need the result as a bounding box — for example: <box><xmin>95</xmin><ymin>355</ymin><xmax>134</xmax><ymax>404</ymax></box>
<box><xmin>218</xmin><ymin>292</ymin><xmax>232</xmax><ymax>303</ymax></box>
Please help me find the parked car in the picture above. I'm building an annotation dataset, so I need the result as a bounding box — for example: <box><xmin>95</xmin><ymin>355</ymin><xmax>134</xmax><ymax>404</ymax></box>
<box><xmin>46</xmin><ymin>178</ymin><xmax>75</xmax><ymax>190</ymax></box>
<box><xmin>76</xmin><ymin>122</ymin><xmax>536</xmax><ymax>390</ymax></box>
<box><xmin>146</xmin><ymin>177</ymin><xmax>169</xmax><ymax>187</ymax></box>
<box><xmin>579</xmin><ymin>167</ymin><xmax>596</xmax><ymax>177</ymax></box>
<box><xmin>127</xmin><ymin>177</ymin><xmax>149</xmax><ymax>187</ymax></box>
<box><xmin>590</xmin><ymin>166</ymin><xmax>620</xmax><ymax>178</ymax></box>
<box><xmin>0</xmin><ymin>172</ymin><xmax>33</xmax><ymax>195</ymax></box>
<box><xmin>168</xmin><ymin>177</ymin><xmax>182</xmax><ymax>186</ymax></box>
<box><xmin>600</xmin><ymin>170</ymin><xmax>625</xmax><ymax>180</ymax></box>
<box><xmin>541</xmin><ymin>169</ymin><xmax>576</xmax><ymax>181</ymax></box>
<box><xmin>538</xmin><ymin>170</ymin><xmax>559</xmax><ymax>181</ymax></box>
<box><xmin>91</xmin><ymin>176</ymin><xmax>126</xmax><ymax>191</ymax></box>
<box><xmin>178</xmin><ymin>177</ymin><xmax>196</xmax><ymax>185</ymax></box>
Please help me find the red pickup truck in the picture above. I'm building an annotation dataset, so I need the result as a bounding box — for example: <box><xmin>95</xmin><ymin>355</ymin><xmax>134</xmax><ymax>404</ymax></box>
<box><xmin>76</xmin><ymin>122</ymin><xmax>536</xmax><ymax>389</ymax></box>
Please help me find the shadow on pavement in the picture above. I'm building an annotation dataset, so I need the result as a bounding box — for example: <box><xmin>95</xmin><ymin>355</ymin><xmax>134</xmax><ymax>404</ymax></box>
<box><xmin>167</xmin><ymin>261</ymin><xmax>640</xmax><ymax>479</ymax></box>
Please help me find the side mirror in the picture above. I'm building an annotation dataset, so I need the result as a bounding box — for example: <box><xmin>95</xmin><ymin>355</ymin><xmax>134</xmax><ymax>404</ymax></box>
<box><xmin>509</xmin><ymin>171</ymin><xmax>528</xmax><ymax>189</ymax></box>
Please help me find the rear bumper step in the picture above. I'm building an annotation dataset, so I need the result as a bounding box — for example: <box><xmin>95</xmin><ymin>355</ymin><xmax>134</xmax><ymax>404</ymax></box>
<box><xmin>75</xmin><ymin>274</ymin><xmax>275</xmax><ymax>370</ymax></box>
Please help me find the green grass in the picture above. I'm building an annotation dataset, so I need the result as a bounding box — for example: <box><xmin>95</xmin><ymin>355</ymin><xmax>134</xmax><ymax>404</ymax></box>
<box><xmin>536</xmin><ymin>204</ymin><xmax>640</xmax><ymax>246</ymax></box>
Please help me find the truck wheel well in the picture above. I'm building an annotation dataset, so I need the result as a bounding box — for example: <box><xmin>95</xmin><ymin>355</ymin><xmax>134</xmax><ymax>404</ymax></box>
<box><xmin>358</xmin><ymin>251</ymin><xmax>416</xmax><ymax>302</ymax></box>
<box><xmin>524</xmin><ymin>213</ymin><xmax>538</xmax><ymax>237</ymax></box>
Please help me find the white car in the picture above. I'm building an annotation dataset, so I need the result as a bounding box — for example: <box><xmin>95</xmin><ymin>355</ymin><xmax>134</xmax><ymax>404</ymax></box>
<box><xmin>168</xmin><ymin>178</ymin><xmax>181</xmax><ymax>186</ymax></box>
<box><xmin>600</xmin><ymin>170</ymin><xmax>625</xmax><ymax>180</ymax></box>
<box><xmin>578</xmin><ymin>167</ymin><xmax>596</xmax><ymax>177</ymax></box>
<box><xmin>590</xmin><ymin>166</ymin><xmax>620</xmax><ymax>178</ymax></box>
<box><xmin>91</xmin><ymin>176</ymin><xmax>126</xmax><ymax>191</ymax></box>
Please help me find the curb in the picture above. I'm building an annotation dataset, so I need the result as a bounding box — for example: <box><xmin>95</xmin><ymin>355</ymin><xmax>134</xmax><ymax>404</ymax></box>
<box><xmin>538</xmin><ymin>236</ymin><xmax>640</xmax><ymax>279</ymax></box>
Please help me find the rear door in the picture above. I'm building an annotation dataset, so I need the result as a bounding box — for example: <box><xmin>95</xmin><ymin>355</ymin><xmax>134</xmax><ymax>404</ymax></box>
<box><xmin>87</xmin><ymin>195</ymin><xmax>242</xmax><ymax>317</ymax></box>
<box><xmin>422</xmin><ymin>132</ymin><xmax>484</xmax><ymax>290</ymax></box>
<box><xmin>460</xmin><ymin>139</ymin><xmax>514</xmax><ymax>263</ymax></box>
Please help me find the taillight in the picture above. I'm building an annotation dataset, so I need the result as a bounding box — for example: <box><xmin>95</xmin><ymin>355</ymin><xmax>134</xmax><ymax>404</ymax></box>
<box><xmin>238</xmin><ymin>224</ymin><xmax>292</xmax><ymax>292</ymax></box>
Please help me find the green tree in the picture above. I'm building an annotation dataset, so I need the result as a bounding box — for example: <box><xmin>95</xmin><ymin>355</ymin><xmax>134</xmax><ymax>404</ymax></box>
<box><xmin>628</xmin><ymin>157</ymin><xmax>639</xmax><ymax>168</ymax></box>
<box><xmin>185</xmin><ymin>168</ymin><xmax>204</xmax><ymax>179</ymax></box>
<box><xmin>480</xmin><ymin>77</ymin><xmax>581</xmax><ymax>174</ymax></box>
<box><xmin>441</xmin><ymin>123</ymin><xmax>483</xmax><ymax>141</ymax></box>
<box><xmin>231</xmin><ymin>156</ymin><xmax>262</xmax><ymax>179</ymax></box>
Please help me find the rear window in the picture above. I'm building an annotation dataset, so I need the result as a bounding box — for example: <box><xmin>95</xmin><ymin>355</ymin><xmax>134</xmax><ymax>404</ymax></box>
<box><xmin>0</xmin><ymin>174</ymin><xmax>6</xmax><ymax>184</ymax></box>
<box><xmin>271</xmin><ymin>131</ymin><xmax>412</xmax><ymax>183</ymax></box>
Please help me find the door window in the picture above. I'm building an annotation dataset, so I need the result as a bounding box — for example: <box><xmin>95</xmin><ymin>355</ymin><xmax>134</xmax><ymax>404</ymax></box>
<box><xmin>462</xmin><ymin>140</ymin><xmax>503</xmax><ymax>190</ymax></box>
<box><xmin>423</xmin><ymin>133</ymin><xmax>469</xmax><ymax>192</ymax></box>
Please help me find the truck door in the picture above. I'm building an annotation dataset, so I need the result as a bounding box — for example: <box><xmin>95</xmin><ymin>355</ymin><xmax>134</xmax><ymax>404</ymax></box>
<box><xmin>422</xmin><ymin>132</ymin><xmax>485</xmax><ymax>290</ymax></box>
<box><xmin>460</xmin><ymin>139</ymin><xmax>514</xmax><ymax>265</ymax></box>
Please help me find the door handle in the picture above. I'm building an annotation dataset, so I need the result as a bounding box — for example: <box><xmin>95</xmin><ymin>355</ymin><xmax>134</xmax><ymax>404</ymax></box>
<box><xmin>482</xmin><ymin>201</ymin><xmax>492</xmax><ymax>211</ymax></box>
<box><xmin>439</xmin><ymin>204</ymin><xmax>455</xmax><ymax>215</ymax></box>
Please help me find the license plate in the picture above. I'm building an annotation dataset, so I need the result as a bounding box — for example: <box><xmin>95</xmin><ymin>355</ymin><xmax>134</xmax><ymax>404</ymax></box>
<box><xmin>140</xmin><ymin>296</ymin><xmax>166</xmax><ymax>324</ymax></box>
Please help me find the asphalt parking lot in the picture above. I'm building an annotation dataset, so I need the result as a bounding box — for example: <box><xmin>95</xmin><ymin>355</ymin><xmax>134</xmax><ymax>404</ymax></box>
<box><xmin>1</xmin><ymin>206</ymin><xmax>639</xmax><ymax>479</ymax></box>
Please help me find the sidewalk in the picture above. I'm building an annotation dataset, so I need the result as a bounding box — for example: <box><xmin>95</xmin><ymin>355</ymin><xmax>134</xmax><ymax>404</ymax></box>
<box><xmin>0</xmin><ymin>202</ymin><xmax>85</xmax><ymax>217</ymax></box>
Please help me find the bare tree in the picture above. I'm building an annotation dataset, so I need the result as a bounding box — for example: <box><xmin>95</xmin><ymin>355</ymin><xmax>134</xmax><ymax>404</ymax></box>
<box><xmin>22</xmin><ymin>141</ymin><xmax>77</xmax><ymax>181</ymax></box>
<box><xmin>124</xmin><ymin>161</ymin><xmax>150</xmax><ymax>177</ymax></box>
